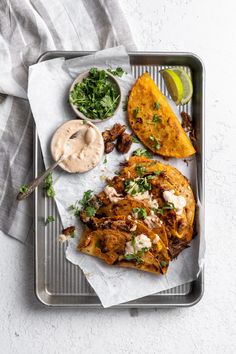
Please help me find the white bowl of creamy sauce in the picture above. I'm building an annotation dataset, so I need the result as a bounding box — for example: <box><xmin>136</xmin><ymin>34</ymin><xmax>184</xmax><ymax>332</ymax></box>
<box><xmin>51</xmin><ymin>120</ymin><xmax>104</xmax><ymax>173</ymax></box>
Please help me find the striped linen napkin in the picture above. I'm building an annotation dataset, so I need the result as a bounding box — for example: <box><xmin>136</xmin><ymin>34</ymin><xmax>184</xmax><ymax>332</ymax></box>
<box><xmin>0</xmin><ymin>0</ymin><xmax>135</xmax><ymax>242</ymax></box>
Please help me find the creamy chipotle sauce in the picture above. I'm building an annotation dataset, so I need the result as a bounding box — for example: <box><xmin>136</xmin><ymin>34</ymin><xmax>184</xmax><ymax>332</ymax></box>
<box><xmin>51</xmin><ymin>120</ymin><xmax>104</xmax><ymax>173</ymax></box>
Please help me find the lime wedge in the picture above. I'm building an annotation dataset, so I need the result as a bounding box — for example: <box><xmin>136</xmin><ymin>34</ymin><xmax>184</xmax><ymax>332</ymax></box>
<box><xmin>171</xmin><ymin>67</ymin><xmax>193</xmax><ymax>105</ymax></box>
<box><xmin>160</xmin><ymin>69</ymin><xmax>183</xmax><ymax>105</ymax></box>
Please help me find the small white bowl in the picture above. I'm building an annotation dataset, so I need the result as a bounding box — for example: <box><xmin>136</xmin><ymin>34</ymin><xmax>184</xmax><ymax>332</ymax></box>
<box><xmin>69</xmin><ymin>69</ymin><xmax>121</xmax><ymax>123</ymax></box>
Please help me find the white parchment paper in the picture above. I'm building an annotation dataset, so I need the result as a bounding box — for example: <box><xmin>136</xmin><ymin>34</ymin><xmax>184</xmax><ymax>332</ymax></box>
<box><xmin>28</xmin><ymin>46</ymin><xmax>204</xmax><ymax>308</ymax></box>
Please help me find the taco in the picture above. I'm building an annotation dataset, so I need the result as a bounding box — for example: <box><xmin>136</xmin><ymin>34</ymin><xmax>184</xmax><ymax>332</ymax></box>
<box><xmin>78</xmin><ymin>218</ymin><xmax>170</xmax><ymax>275</ymax></box>
<box><xmin>128</xmin><ymin>73</ymin><xmax>196</xmax><ymax>158</ymax></box>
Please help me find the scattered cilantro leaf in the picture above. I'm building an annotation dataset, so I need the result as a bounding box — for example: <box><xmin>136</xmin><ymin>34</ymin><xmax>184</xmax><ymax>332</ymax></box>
<box><xmin>152</xmin><ymin>114</ymin><xmax>162</xmax><ymax>123</ymax></box>
<box><xmin>125</xmin><ymin>176</ymin><xmax>152</xmax><ymax>196</ymax></box>
<box><xmin>79</xmin><ymin>190</ymin><xmax>93</xmax><ymax>207</ymax></box>
<box><xmin>44</xmin><ymin>172</ymin><xmax>55</xmax><ymax>198</ymax></box>
<box><xmin>85</xmin><ymin>206</ymin><xmax>96</xmax><ymax>217</ymax></box>
<box><xmin>95</xmin><ymin>240</ymin><xmax>102</xmax><ymax>249</ymax></box>
<box><xmin>70</xmin><ymin>190</ymin><xmax>100</xmax><ymax>219</ymax></box>
<box><xmin>45</xmin><ymin>216</ymin><xmax>55</xmax><ymax>225</ymax></box>
<box><xmin>150</xmin><ymin>135</ymin><xmax>161</xmax><ymax>150</ymax></box>
<box><xmin>124</xmin><ymin>247</ymin><xmax>149</xmax><ymax>264</ymax></box>
<box><xmin>132</xmin><ymin>207</ymin><xmax>147</xmax><ymax>219</ymax></box>
<box><xmin>154</xmin><ymin>101</ymin><xmax>161</xmax><ymax>109</ymax></box>
<box><xmin>135</xmin><ymin>164</ymin><xmax>146</xmax><ymax>176</ymax></box>
<box><xmin>131</xmin><ymin>234</ymin><xmax>136</xmax><ymax>248</ymax></box>
<box><xmin>157</xmin><ymin>202</ymin><xmax>176</xmax><ymax>215</ymax></box>
<box><xmin>19</xmin><ymin>185</ymin><xmax>29</xmax><ymax>193</ymax></box>
<box><xmin>107</xmin><ymin>67</ymin><xmax>125</xmax><ymax>77</ymax></box>
<box><xmin>133</xmin><ymin>148</ymin><xmax>152</xmax><ymax>158</ymax></box>
<box><xmin>103</xmin><ymin>156</ymin><xmax>107</xmax><ymax>164</ymax></box>
<box><xmin>133</xmin><ymin>107</ymin><xmax>140</xmax><ymax>118</ymax></box>
<box><xmin>131</xmin><ymin>135</ymin><xmax>140</xmax><ymax>143</ymax></box>
<box><xmin>160</xmin><ymin>261</ymin><xmax>167</xmax><ymax>267</ymax></box>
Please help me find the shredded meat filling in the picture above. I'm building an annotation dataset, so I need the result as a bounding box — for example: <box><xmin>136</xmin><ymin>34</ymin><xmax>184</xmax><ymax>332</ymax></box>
<box><xmin>168</xmin><ymin>236</ymin><xmax>189</xmax><ymax>259</ymax></box>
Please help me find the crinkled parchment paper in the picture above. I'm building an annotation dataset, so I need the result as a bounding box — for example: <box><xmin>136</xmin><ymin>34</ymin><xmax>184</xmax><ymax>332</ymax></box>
<box><xmin>28</xmin><ymin>46</ymin><xmax>204</xmax><ymax>307</ymax></box>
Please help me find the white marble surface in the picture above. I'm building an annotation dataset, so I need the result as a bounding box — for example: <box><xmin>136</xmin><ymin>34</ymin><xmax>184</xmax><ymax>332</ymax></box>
<box><xmin>1</xmin><ymin>0</ymin><xmax>236</xmax><ymax>353</ymax></box>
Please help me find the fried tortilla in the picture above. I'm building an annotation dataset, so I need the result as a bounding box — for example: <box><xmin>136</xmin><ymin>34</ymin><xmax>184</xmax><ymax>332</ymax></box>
<box><xmin>128</xmin><ymin>73</ymin><xmax>196</xmax><ymax>158</ymax></box>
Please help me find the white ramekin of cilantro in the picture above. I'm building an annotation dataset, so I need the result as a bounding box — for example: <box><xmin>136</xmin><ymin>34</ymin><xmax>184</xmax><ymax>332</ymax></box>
<box><xmin>69</xmin><ymin>68</ymin><xmax>121</xmax><ymax>122</ymax></box>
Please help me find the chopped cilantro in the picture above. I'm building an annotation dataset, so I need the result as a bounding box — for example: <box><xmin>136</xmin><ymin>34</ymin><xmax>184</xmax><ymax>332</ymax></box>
<box><xmin>70</xmin><ymin>190</ymin><xmax>100</xmax><ymax>219</ymax></box>
<box><xmin>133</xmin><ymin>148</ymin><xmax>152</xmax><ymax>158</ymax></box>
<box><xmin>103</xmin><ymin>156</ymin><xmax>107</xmax><ymax>164</ymax></box>
<box><xmin>131</xmin><ymin>135</ymin><xmax>140</xmax><ymax>143</ymax></box>
<box><xmin>152</xmin><ymin>114</ymin><xmax>162</xmax><ymax>123</ymax></box>
<box><xmin>124</xmin><ymin>247</ymin><xmax>149</xmax><ymax>264</ymax></box>
<box><xmin>150</xmin><ymin>135</ymin><xmax>161</xmax><ymax>150</ymax></box>
<box><xmin>125</xmin><ymin>176</ymin><xmax>152</xmax><ymax>196</ymax></box>
<box><xmin>132</xmin><ymin>207</ymin><xmax>147</xmax><ymax>219</ymax></box>
<box><xmin>160</xmin><ymin>261</ymin><xmax>167</xmax><ymax>267</ymax></box>
<box><xmin>157</xmin><ymin>202</ymin><xmax>176</xmax><ymax>215</ymax></box>
<box><xmin>44</xmin><ymin>172</ymin><xmax>55</xmax><ymax>198</ymax></box>
<box><xmin>131</xmin><ymin>234</ymin><xmax>136</xmax><ymax>248</ymax></box>
<box><xmin>153</xmin><ymin>170</ymin><xmax>162</xmax><ymax>175</ymax></box>
<box><xmin>95</xmin><ymin>240</ymin><xmax>102</xmax><ymax>249</ymax></box>
<box><xmin>133</xmin><ymin>107</ymin><xmax>140</xmax><ymax>118</ymax></box>
<box><xmin>107</xmin><ymin>67</ymin><xmax>125</xmax><ymax>77</ymax></box>
<box><xmin>69</xmin><ymin>68</ymin><xmax>120</xmax><ymax>120</ymax></box>
<box><xmin>85</xmin><ymin>206</ymin><xmax>96</xmax><ymax>217</ymax></box>
<box><xmin>135</xmin><ymin>164</ymin><xmax>146</xmax><ymax>176</ymax></box>
<box><xmin>45</xmin><ymin>216</ymin><xmax>55</xmax><ymax>225</ymax></box>
<box><xmin>79</xmin><ymin>190</ymin><xmax>93</xmax><ymax>207</ymax></box>
<box><xmin>19</xmin><ymin>185</ymin><xmax>29</xmax><ymax>193</ymax></box>
<box><xmin>154</xmin><ymin>101</ymin><xmax>161</xmax><ymax>109</ymax></box>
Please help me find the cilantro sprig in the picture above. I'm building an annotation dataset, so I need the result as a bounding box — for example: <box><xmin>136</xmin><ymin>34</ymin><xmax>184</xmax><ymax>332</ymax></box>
<box><xmin>69</xmin><ymin>68</ymin><xmax>120</xmax><ymax>120</ymax></box>
<box><xmin>70</xmin><ymin>190</ymin><xmax>98</xmax><ymax>218</ymax></box>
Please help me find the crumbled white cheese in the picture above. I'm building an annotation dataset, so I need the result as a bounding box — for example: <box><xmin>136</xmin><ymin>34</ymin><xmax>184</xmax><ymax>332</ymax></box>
<box><xmin>104</xmin><ymin>186</ymin><xmax>123</xmax><ymax>203</ymax></box>
<box><xmin>132</xmin><ymin>191</ymin><xmax>150</xmax><ymax>201</ymax></box>
<box><xmin>153</xmin><ymin>234</ymin><xmax>160</xmax><ymax>244</ymax></box>
<box><xmin>144</xmin><ymin>214</ymin><xmax>162</xmax><ymax>229</ymax></box>
<box><xmin>149</xmin><ymin>197</ymin><xmax>159</xmax><ymax>209</ymax></box>
<box><xmin>58</xmin><ymin>234</ymin><xmax>69</xmax><ymax>243</ymax></box>
<box><xmin>163</xmin><ymin>190</ymin><xmax>186</xmax><ymax>215</ymax></box>
<box><xmin>125</xmin><ymin>234</ymin><xmax>152</xmax><ymax>255</ymax></box>
<box><xmin>132</xmin><ymin>191</ymin><xmax>159</xmax><ymax>209</ymax></box>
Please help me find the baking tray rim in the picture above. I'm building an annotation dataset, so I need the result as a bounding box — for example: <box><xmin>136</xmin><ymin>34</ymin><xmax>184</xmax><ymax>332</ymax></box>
<box><xmin>34</xmin><ymin>50</ymin><xmax>205</xmax><ymax>308</ymax></box>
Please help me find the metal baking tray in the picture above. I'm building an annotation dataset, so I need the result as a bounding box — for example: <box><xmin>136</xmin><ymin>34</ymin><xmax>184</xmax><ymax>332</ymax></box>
<box><xmin>34</xmin><ymin>51</ymin><xmax>205</xmax><ymax>308</ymax></box>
